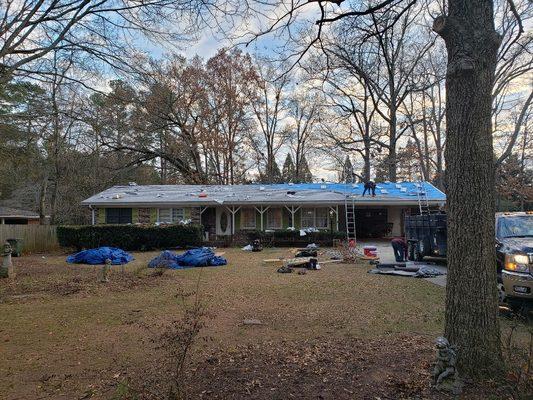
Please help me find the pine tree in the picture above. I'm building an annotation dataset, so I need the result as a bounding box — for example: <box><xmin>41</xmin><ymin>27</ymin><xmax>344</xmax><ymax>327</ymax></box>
<box><xmin>340</xmin><ymin>156</ymin><xmax>355</xmax><ymax>183</ymax></box>
<box><xmin>298</xmin><ymin>155</ymin><xmax>313</xmax><ymax>183</ymax></box>
<box><xmin>282</xmin><ymin>153</ymin><xmax>296</xmax><ymax>182</ymax></box>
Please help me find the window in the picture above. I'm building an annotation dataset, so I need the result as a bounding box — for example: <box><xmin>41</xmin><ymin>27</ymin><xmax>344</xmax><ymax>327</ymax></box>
<box><xmin>241</xmin><ymin>208</ymin><xmax>256</xmax><ymax>229</ymax></box>
<box><xmin>266</xmin><ymin>208</ymin><xmax>282</xmax><ymax>229</ymax></box>
<box><xmin>158</xmin><ymin>208</ymin><xmax>184</xmax><ymax>223</ymax></box>
<box><xmin>301</xmin><ymin>209</ymin><xmax>315</xmax><ymax>228</ymax></box>
<box><xmin>300</xmin><ymin>207</ymin><xmax>329</xmax><ymax>229</ymax></box>
<box><xmin>315</xmin><ymin>208</ymin><xmax>329</xmax><ymax>229</ymax></box>
<box><xmin>106</xmin><ymin>208</ymin><xmax>132</xmax><ymax>224</ymax></box>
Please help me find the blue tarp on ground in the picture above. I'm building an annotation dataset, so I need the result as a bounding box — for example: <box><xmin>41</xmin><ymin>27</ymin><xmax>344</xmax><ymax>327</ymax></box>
<box><xmin>148</xmin><ymin>248</ymin><xmax>227</xmax><ymax>270</ymax></box>
<box><xmin>67</xmin><ymin>247</ymin><xmax>134</xmax><ymax>265</ymax></box>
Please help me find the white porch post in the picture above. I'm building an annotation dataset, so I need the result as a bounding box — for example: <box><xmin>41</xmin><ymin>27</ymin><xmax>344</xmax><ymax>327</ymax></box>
<box><xmin>91</xmin><ymin>207</ymin><xmax>95</xmax><ymax>225</ymax></box>
<box><xmin>226</xmin><ymin>206</ymin><xmax>241</xmax><ymax>235</ymax></box>
<box><xmin>254</xmin><ymin>205</ymin><xmax>270</xmax><ymax>231</ymax></box>
<box><xmin>284</xmin><ymin>205</ymin><xmax>301</xmax><ymax>229</ymax></box>
<box><xmin>1</xmin><ymin>218</ymin><xmax>4</xmax><ymax>225</ymax></box>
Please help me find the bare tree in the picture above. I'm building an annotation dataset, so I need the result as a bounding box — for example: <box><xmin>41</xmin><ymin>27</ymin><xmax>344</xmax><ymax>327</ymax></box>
<box><xmin>493</xmin><ymin>0</ymin><xmax>533</xmax><ymax>165</ymax></box>
<box><xmin>286</xmin><ymin>91</ymin><xmax>320</xmax><ymax>182</ymax></box>
<box><xmin>317</xmin><ymin>54</ymin><xmax>379</xmax><ymax>182</ymax></box>
<box><xmin>0</xmin><ymin>0</ymin><xmax>229</xmax><ymax>84</ymax></box>
<box><xmin>203</xmin><ymin>49</ymin><xmax>258</xmax><ymax>184</ymax></box>
<box><xmin>249</xmin><ymin>57</ymin><xmax>291</xmax><ymax>183</ymax></box>
<box><xmin>323</xmin><ymin>5</ymin><xmax>434</xmax><ymax>181</ymax></box>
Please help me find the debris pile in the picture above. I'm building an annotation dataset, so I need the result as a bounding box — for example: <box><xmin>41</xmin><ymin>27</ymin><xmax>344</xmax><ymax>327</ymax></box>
<box><xmin>368</xmin><ymin>261</ymin><xmax>446</xmax><ymax>278</ymax></box>
<box><xmin>67</xmin><ymin>247</ymin><xmax>134</xmax><ymax>265</ymax></box>
<box><xmin>148</xmin><ymin>247</ymin><xmax>227</xmax><ymax>270</ymax></box>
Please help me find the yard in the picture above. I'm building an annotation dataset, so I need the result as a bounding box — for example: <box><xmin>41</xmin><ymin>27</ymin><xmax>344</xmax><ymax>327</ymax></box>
<box><xmin>0</xmin><ymin>248</ymin><xmax>530</xmax><ymax>399</ymax></box>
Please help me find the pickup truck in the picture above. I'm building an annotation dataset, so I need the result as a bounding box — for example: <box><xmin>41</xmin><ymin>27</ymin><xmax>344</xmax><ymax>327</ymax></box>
<box><xmin>405</xmin><ymin>211</ymin><xmax>533</xmax><ymax>312</ymax></box>
<box><xmin>496</xmin><ymin>212</ymin><xmax>533</xmax><ymax>312</ymax></box>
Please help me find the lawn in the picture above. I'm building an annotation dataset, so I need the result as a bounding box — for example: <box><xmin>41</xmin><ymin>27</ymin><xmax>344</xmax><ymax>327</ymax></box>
<box><xmin>0</xmin><ymin>248</ymin><xmax>529</xmax><ymax>399</ymax></box>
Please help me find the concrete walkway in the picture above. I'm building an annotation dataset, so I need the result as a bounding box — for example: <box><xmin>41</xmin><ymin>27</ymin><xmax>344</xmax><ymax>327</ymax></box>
<box><xmin>359</xmin><ymin>239</ymin><xmax>447</xmax><ymax>287</ymax></box>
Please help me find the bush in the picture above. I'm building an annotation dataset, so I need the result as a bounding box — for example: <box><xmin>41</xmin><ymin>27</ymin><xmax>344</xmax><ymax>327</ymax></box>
<box><xmin>243</xmin><ymin>229</ymin><xmax>345</xmax><ymax>247</ymax></box>
<box><xmin>57</xmin><ymin>224</ymin><xmax>203</xmax><ymax>251</ymax></box>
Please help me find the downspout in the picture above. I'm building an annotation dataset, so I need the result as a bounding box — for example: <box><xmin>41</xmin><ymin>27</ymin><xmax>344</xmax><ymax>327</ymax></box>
<box><xmin>89</xmin><ymin>205</ymin><xmax>95</xmax><ymax>225</ymax></box>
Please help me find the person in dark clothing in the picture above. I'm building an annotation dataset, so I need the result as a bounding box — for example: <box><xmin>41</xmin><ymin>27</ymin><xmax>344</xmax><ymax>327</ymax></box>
<box><xmin>362</xmin><ymin>181</ymin><xmax>376</xmax><ymax>197</ymax></box>
<box><xmin>391</xmin><ymin>237</ymin><xmax>408</xmax><ymax>262</ymax></box>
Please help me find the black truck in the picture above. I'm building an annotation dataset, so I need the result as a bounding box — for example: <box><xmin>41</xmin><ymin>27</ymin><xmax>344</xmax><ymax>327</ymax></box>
<box><xmin>404</xmin><ymin>213</ymin><xmax>447</xmax><ymax>261</ymax></box>
<box><xmin>405</xmin><ymin>211</ymin><xmax>533</xmax><ymax>311</ymax></box>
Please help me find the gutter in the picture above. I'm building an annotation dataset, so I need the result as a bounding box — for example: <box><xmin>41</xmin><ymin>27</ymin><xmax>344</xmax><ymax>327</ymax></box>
<box><xmin>81</xmin><ymin>199</ymin><xmax>446</xmax><ymax>208</ymax></box>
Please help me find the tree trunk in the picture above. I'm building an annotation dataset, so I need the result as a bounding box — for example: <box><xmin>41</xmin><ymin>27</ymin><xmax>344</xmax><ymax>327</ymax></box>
<box><xmin>434</xmin><ymin>0</ymin><xmax>503</xmax><ymax>377</ymax></box>
<box><xmin>39</xmin><ymin>178</ymin><xmax>48</xmax><ymax>224</ymax></box>
<box><xmin>388</xmin><ymin>111</ymin><xmax>397</xmax><ymax>181</ymax></box>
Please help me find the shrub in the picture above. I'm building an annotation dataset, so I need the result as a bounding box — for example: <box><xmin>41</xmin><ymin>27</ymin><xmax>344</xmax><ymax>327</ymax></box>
<box><xmin>243</xmin><ymin>229</ymin><xmax>345</xmax><ymax>247</ymax></box>
<box><xmin>57</xmin><ymin>224</ymin><xmax>203</xmax><ymax>251</ymax></box>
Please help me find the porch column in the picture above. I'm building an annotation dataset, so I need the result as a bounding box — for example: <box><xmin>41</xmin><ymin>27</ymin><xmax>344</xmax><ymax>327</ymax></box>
<box><xmin>91</xmin><ymin>208</ymin><xmax>95</xmax><ymax>225</ymax></box>
<box><xmin>1</xmin><ymin>218</ymin><xmax>4</xmax><ymax>225</ymax></box>
<box><xmin>284</xmin><ymin>205</ymin><xmax>301</xmax><ymax>229</ymax></box>
<box><xmin>254</xmin><ymin>205</ymin><xmax>270</xmax><ymax>231</ymax></box>
<box><xmin>329</xmin><ymin>206</ymin><xmax>339</xmax><ymax>231</ymax></box>
<box><xmin>226</xmin><ymin>206</ymin><xmax>241</xmax><ymax>235</ymax></box>
<box><xmin>199</xmin><ymin>206</ymin><xmax>208</xmax><ymax>226</ymax></box>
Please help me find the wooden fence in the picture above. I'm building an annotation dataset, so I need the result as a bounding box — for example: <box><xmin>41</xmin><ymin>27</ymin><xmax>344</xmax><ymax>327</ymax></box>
<box><xmin>0</xmin><ymin>225</ymin><xmax>59</xmax><ymax>253</ymax></box>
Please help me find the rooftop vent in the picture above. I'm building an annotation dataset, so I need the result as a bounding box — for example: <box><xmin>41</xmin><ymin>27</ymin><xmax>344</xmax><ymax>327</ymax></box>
<box><xmin>128</xmin><ymin>182</ymin><xmax>138</xmax><ymax>186</ymax></box>
<box><xmin>112</xmin><ymin>194</ymin><xmax>123</xmax><ymax>199</ymax></box>
<box><xmin>259</xmin><ymin>186</ymin><xmax>265</xmax><ymax>191</ymax></box>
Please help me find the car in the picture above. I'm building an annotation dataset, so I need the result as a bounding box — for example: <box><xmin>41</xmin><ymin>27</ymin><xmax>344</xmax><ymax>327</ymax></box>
<box><xmin>496</xmin><ymin>212</ymin><xmax>533</xmax><ymax>313</ymax></box>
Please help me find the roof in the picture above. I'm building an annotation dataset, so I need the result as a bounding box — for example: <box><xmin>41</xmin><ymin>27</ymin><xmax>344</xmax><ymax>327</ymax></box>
<box><xmin>82</xmin><ymin>182</ymin><xmax>446</xmax><ymax>207</ymax></box>
<box><xmin>0</xmin><ymin>207</ymin><xmax>40</xmax><ymax>218</ymax></box>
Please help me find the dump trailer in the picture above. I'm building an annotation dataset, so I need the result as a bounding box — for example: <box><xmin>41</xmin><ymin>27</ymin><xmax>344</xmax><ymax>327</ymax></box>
<box><xmin>404</xmin><ymin>213</ymin><xmax>447</xmax><ymax>261</ymax></box>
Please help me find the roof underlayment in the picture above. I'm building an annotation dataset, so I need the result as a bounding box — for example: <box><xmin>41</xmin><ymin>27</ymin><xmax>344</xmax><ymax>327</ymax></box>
<box><xmin>82</xmin><ymin>182</ymin><xmax>446</xmax><ymax>207</ymax></box>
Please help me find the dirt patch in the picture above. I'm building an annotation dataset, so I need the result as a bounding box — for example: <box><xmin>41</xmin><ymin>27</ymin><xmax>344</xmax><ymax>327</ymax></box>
<box><xmin>110</xmin><ymin>334</ymin><xmax>518</xmax><ymax>400</ymax></box>
<box><xmin>0</xmin><ymin>255</ymin><xmax>171</xmax><ymax>301</ymax></box>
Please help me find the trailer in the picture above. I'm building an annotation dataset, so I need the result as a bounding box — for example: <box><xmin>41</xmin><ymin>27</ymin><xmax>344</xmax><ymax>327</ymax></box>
<box><xmin>404</xmin><ymin>213</ymin><xmax>447</xmax><ymax>261</ymax></box>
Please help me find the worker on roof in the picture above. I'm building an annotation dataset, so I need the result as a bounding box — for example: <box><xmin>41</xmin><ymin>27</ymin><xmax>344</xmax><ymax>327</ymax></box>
<box><xmin>362</xmin><ymin>180</ymin><xmax>376</xmax><ymax>197</ymax></box>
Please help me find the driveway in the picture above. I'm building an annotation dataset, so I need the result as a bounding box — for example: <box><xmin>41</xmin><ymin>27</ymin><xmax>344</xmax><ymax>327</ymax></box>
<box><xmin>359</xmin><ymin>239</ymin><xmax>447</xmax><ymax>287</ymax></box>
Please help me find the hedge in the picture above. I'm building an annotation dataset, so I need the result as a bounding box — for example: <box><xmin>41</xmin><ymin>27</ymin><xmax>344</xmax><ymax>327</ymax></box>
<box><xmin>243</xmin><ymin>229</ymin><xmax>345</xmax><ymax>247</ymax></box>
<box><xmin>57</xmin><ymin>224</ymin><xmax>203</xmax><ymax>251</ymax></box>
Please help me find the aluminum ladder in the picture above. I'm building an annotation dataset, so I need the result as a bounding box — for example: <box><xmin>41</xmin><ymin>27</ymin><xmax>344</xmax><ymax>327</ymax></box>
<box><xmin>416</xmin><ymin>165</ymin><xmax>431</xmax><ymax>215</ymax></box>
<box><xmin>344</xmin><ymin>185</ymin><xmax>357</xmax><ymax>244</ymax></box>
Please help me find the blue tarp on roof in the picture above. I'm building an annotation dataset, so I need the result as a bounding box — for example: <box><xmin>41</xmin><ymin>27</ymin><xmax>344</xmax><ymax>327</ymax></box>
<box><xmin>148</xmin><ymin>247</ymin><xmax>227</xmax><ymax>270</ymax></box>
<box><xmin>255</xmin><ymin>182</ymin><xmax>446</xmax><ymax>201</ymax></box>
<box><xmin>67</xmin><ymin>247</ymin><xmax>134</xmax><ymax>265</ymax></box>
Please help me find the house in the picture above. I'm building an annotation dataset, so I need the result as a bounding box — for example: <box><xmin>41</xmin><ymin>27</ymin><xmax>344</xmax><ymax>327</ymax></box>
<box><xmin>81</xmin><ymin>182</ymin><xmax>446</xmax><ymax>240</ymax></box>
<box><xmin>0</xmin><ymin>207</ymin><xmax>41</xmax><ymax>225</ymax></box>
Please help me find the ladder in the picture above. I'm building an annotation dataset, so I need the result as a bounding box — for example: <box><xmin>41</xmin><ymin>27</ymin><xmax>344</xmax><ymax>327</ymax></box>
<box><xmin>415</xmin><ymin>165</ymin><xmax>431</xmax><ymax>215</ymax></box>
<box><xmin>344</xmin><ymin>186</ymin><xmax>357</xmax><ymax>244</ymax></box>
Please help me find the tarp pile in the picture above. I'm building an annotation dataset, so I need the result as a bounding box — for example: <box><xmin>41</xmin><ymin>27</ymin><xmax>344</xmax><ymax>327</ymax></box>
<box><xmin>67</xmin><ymin>247</ymin><xmax>134</xmax><ymax>265</ymax></box>
<box><xmin>368</xmin><ymin>262</ymin><xmax>446</xmax><ymax>278</ymax></box>
<box><xmin>148</xmin><ymin>247</ymin><xmax>227</xmax><ymax>270</ymax></box>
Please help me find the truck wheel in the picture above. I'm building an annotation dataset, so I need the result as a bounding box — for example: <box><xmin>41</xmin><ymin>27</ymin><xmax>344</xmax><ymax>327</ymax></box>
<box><xmin>414</xmin><ymin>243</ymin><xmax>424</xmax><ymax>261</ymax></box>
<box><xmin>407</xmin><ymin>242</ymin><xmax>415</xmax><ymax>261</ymax></box>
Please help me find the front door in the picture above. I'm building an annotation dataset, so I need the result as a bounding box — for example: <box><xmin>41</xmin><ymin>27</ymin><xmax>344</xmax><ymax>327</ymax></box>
<box><xmin>216</xmin><ymin>207</ymin><xmax>232</xmax><ymax>235</ymax></box>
